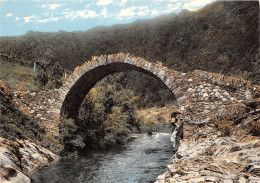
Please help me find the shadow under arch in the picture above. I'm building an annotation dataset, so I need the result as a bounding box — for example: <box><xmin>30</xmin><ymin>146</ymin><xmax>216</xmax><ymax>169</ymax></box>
<box><xmin>60</xmin><ymin>53</ymin><xmax>179</xmax><ymax>120</ymax></box>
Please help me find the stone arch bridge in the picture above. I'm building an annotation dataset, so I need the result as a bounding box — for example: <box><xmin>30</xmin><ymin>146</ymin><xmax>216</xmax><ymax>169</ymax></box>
<box><xmin>11</xmin><ymin>53</ymin><xmax>259</xmax><ymax>136</ymax></box>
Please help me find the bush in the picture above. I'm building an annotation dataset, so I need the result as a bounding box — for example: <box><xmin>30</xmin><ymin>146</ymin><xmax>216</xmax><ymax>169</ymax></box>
<box><xmin>102</xmin><ymin>106</ymin><xmax>131</xmax><ymax>147</ymax></box>
<box><xmin>59</xmin><ymin>118</ymin><xmax>77</xmax><ymax>141</ymax></box>
<box><xmin>216</xmin><ymin>120</ymin><xmax>234</xmax><ymax>136</ymax></box>
<box><xmin>77</xmin><ymin>73</ymin><xmax>142</xmax><ymax>150</ymax></box>
<box><xmin>59</xmin><ymin>118</ymin><xmax>86</xmax><ymax>154</ymax></box>
<box><xmin>35</xmin><ymin>62</ymin><xmax>64</xmax><ymax>89</ymax></box>
<box><xmin>39</xmin><ymin>134</ymin><xmax>63</xmax><ymax>154</ymax></box>
<box><xmin>250</xmin><ymin>120</ymin><xmax>260</xmax><ymax>136</ymax></box>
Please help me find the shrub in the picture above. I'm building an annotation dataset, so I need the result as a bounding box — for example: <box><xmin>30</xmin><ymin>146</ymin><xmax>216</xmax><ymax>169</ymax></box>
<box><xmin>101</xmin><ymin>106</ymin><xmax>132</xmax><ymax>147</ymax></box>
<box><xmin>219</xmin><ymin>104</ymin><xmax>247</xmax><ymax>122</ymax></box>
<box><xmin>0</xmin><ymin>60</ymin><xmax>64</xmax><ymax>91</ymax></box>
<box><xmin>78</xmin><ymin>75</ymin><xmax>140</xmax><ymax>149</ymax></box>
<box><xmin>59</xmin><ymin>118</ymin><xmax>77</xmax><ymax>142</ymax></box>
<box><xmin>250</xmin><ymin>120</ymin><xmax>260</xmax><ymax>136</ymax></box>
<box><xmin>143</xmin><ymin>117</ymin><xmax>155</xmax><ymax>126</ymax></box>
<box><xmin>39</xmin><ymin>134</ymin><xmax>63</xmax><ymax>154</ymax></box>
<box><xmin>58</xmin><ymin>118</ymin><xmax>86</xmax><ymax>154</ymax></box>
<box><xmin>216</xmin><ymin>120</ymin><xmax>234</xmax><ymax>136</ymax></box>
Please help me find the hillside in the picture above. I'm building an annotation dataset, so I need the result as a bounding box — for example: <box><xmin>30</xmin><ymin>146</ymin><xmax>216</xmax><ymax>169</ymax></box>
<box><xmin>0</xmin><ymin>80</ymin><xmax>39</xmax><ymax>139</ymax></box>
<box><xmin>0</xmin><ymin>1</ymin><xmax>259</xmax><ymax>84</ymax></box>
<box><xmin>0</xmin><ymin>80</ymin><xmax>62</xmax><ymax>153</ymax></box>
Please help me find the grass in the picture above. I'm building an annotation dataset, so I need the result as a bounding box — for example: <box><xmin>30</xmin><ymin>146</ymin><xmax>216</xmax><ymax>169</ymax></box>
<box><xmin>136</xmin><ymin>105</ymin><xmax>177</xmax><ymax>125</ymax></box>
<box><xmin>0</xmin><ymin>61</ymin><xmax>38</xmax><ymax>90</ymax></box>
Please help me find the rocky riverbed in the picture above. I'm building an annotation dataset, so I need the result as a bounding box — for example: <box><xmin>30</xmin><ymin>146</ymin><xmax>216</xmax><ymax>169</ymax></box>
<box><xmin>155</xmin><ymin>71</ymin><xmax>260</xmax><ymax>182</ymax></box>
<box><xmin>155</xmin><ymin>120</ymin><xmax>260</xmax><ymax>182</ymax></box>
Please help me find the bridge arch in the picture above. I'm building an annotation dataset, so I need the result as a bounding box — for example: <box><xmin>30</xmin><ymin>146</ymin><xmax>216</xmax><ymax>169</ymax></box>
<box><xmin>59</xmin><ymin>53</ymin><xmax>185</xmax><ymax>119</ymax></box>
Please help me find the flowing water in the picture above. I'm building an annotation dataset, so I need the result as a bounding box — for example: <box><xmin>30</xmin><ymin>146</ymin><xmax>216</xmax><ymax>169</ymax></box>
<box><xmin>31</xmin><ymin>133</ymin><xmax>173</xmax><ymax>183</ymax></box>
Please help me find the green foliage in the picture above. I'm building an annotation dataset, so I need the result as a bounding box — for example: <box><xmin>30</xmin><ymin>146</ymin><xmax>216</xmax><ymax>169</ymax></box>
<box><xmin>102</xmin><ymin>106</ymin><xmax>131</xmax><ymax>148</ymax></box>
<box><xmin>38</xmin><ymin>134</ymin><xmax>63</xmax><ymax>154</ymax></box>
<box><xmin>0</xmin><ymin>89</ymin><xmax>37</xmax><ymax>139</ymax></box>
<box><xmin>73</xmin><ymin>71</ymin><xmax>176</xmax><ymax>151</ymax></box>
<box><xmin>0</xmin><ymin>59</ymin><xmax>64</xmax><ymax>91</ymax></box>
<box><xmin>59</xmin><ymin>118</ymin><xmax>77</xmax><ymax>142</ymax></box>
<box><xmin>1</xmin><ymin>1</ymin><xmax>258</xmax><ymax>154</ymax></box>
<box><xmin>77</xmin><ymin>73</ymin><xmax>140</xmax><ymax>149</ymax></box>
<box><xmin>35</xmin><ymin>62</ymin><xmax>65</xmax><ymax>90</ymax></box>
<box><xmin>216</xmin><ymin>120</ymin><xmax>234</xmax><ymax>136</ymax></box>
<box><xmin>0</xmin><ymin>1</ymin><xmax>258</xmax><ymax>84</ymax></box>
<box><xmin>59</xmin><ymin>118</ymin><xmax>86</xmax><ymax>154</ymax></box>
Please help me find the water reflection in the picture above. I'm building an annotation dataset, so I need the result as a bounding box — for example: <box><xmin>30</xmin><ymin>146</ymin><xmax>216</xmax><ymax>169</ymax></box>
<box><xmin>31</xmin><ymin>133</ymin><xmax>173</xmax><ymax>183</ymax></box>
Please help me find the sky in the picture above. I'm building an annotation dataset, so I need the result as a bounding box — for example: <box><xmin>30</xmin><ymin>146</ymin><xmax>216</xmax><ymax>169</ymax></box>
<box><xmin>0</xmin><ymin>0</ymin><xmax>216</xmax><ymax>36</ymax></box>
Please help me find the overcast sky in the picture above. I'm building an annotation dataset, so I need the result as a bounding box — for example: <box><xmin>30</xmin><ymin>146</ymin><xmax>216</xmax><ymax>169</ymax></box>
<box><xmin>0</xmin><ymin>0</ymin><xmax>215</xmax><ymax>36</ymax></box>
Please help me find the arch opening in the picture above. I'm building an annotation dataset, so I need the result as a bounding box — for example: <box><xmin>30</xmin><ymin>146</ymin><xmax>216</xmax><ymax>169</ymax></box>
<box><xmin>58</xmin><ymin>53</ymin><xmax>182</xmax><ymax>152</ymax></box>
<box><xmin>61</xmin><ymin>62</ymin><xmax>177</xmax><ymax>120</ymax></box>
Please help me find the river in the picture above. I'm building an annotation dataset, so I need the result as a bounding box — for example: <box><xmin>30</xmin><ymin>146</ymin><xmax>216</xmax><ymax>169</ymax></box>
<box><xmin>31</xmin><ymin>133</ymin><xmax>173</xmax><ymax>183</ymax></box>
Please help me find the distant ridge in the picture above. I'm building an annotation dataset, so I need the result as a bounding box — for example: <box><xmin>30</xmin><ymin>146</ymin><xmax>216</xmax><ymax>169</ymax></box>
<box><xmin>0</xmin><ymin>1</ymin><xmax>259</xmax><ymax>83</ymax></box>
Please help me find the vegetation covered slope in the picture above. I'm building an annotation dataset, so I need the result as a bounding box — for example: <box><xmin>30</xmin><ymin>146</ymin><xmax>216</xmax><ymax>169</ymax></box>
<box><xmin>0</xmin><ymin>81</ymin><xmax>62</xmax><ymax>153</ymax></box>
<box><xmin>0</xmin><ymin>1</ymin><xmax>259</xmax><ymax>83</ymax></box>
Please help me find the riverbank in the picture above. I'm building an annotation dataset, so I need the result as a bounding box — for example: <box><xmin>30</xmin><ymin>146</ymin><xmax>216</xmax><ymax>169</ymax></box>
<box><xmin>0</xmin><ymin>137</ymin><xmax>59</xmax><ymax>183</ymax></box>
<box><xmin>155</xmin><ymin>84</ymin><xmax>260</xmax><ymax>182</ymax></box>
<box><xmin>0</xmin><ymin>80</ymin><xmax>60</xmax><ymax>182</ymax></box>
<box><xmin>156</xmin><ymin>121</ymin><xmax>260</xmax><ymax>182</ymax></box>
